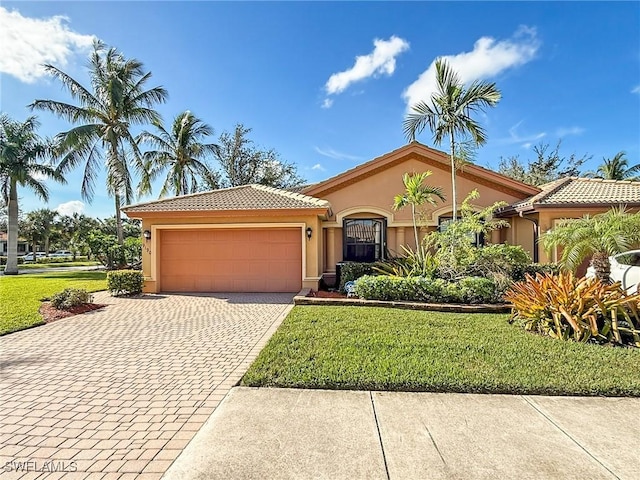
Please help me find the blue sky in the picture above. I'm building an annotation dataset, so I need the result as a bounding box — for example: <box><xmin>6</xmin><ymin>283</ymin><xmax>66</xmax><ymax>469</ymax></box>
<box><xmin>2</xmin><ymin>1</ymin><xmax>639</xmax><ymax>219</ymax></box>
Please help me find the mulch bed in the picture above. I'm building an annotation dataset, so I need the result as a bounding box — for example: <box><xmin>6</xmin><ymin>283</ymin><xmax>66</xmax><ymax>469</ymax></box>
<box><xmin>307</xmin><ymin>290</ymin><xmax>347</xmax><ymax>299</ymax></box>
<box><xmin>39</xmin><ymin>302</ymin><xmax>107</xmax><ymax>324</ymax></box>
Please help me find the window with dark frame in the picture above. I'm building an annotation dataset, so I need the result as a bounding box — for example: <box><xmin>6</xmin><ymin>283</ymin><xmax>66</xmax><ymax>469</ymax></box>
<box><xmin>343</xmin><ymin>218</ymin><xmax>385</xmax><ymax>262</ymax></box>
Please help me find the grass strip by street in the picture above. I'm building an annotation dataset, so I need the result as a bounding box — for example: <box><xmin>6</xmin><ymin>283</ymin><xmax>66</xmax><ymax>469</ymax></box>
<box><xmin>0</xmin><ymin>271</ymin><xmax>107</xmax><ymax>335</ymax></box>
<box><xmin>242</xmin><ymin>305</ymin><xmax>640</xmax><ymax>396</ymax></box>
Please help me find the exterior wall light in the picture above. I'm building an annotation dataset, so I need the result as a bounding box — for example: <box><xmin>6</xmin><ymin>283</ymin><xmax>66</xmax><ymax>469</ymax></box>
<box><xmin>143</xmin><ymin>230</ymin><xmax>152</xmax><ymax>240</ymax></box>
<box><xmin>306</xmin><ymin>227</ymin><xmax>313</xmax><ymax>240</ymax></box>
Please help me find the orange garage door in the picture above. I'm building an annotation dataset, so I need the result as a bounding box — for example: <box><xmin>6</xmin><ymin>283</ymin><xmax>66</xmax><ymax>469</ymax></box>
<box><xmin>159</xmin><ymin>228</ymin><xmax>302</xmax><ymax>292</ymax></box>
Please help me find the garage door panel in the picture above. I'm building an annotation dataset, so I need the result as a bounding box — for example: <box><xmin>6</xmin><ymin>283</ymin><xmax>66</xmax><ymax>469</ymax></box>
<box><xmin>159</xmin><ymin>228</ymin><xmax>302</xmax><ymax>293</ymax></box>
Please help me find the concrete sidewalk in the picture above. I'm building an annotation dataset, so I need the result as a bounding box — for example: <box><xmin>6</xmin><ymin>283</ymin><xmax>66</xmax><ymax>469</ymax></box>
<box><xmin>164</xmin><ymin>387</ymin><xmax>638</xmax><ymax>480</ymax></box>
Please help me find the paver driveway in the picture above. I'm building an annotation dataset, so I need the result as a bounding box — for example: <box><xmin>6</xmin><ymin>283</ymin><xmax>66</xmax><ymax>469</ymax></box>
<box><xmin>0</xmin><ymin>291</ymin><xmax>293</xmax><ymax>479</ymax></box>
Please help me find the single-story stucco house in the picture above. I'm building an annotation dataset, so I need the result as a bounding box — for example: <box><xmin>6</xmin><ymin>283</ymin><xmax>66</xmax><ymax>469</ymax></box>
<box><xmin>123</xmin><ymin>142</ymin><xmax>640</xmax><ymax>293</ymax></box>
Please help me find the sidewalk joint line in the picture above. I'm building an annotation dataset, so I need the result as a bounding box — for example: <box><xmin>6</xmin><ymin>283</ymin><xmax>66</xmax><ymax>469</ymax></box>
<box><xmin>521</xmin><ymin>396</ymin><xmax>620</xmax><ymax>480</ymax></box>
<box><xmin>369</xmin><ymin>392</ymin><xmax>391</xmax><ymax>480</ymax></box>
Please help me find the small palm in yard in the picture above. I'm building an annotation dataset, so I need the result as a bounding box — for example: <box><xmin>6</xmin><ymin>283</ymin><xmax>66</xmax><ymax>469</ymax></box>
<box><xmin>542</xmin><ymin>208</ymin><xmax>640</xmax><ymax>283</ymax></box>
<box><xmin>393</xmin><ymin>171</ymin><xmax>444</xmax><ymax>251</ymax></box>
<box><xmin>403</xmin><ymin>58</ymin><xmax>501</xmax><ymax>221</ymax></box>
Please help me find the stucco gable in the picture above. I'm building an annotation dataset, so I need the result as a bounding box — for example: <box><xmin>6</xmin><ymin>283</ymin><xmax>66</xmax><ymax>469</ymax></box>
<box><xmin>303</xmin><ymin>142</ymin><xmax>540</xmax><ymax>200</ymax></box>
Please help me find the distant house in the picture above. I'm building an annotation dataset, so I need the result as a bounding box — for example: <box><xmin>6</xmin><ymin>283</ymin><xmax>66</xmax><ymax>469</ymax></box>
<box><xmin>123</xmin><ymin>142</ymin><xmax>640</xmax><ymax>293</ymax></box>
<box><xmin>0</xmin><ymin>232</ymin><xmax>30</xmax><ymax>256</ymax></box>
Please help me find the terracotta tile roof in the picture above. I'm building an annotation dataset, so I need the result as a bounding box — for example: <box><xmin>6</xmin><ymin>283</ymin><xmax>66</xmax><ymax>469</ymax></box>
<box><xmin>122</xmin><ymin>184</ymin><xmax>329</xmax><ymax>213</ymax></box>
<box><xmin>508</xmin><ymin>177</ymin><xmax>640</xmax><ymax>210</ymax></box>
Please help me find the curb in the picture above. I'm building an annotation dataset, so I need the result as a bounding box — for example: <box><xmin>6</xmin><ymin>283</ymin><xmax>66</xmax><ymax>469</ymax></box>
<box><xmin>294</xmin><ymin>291</ymin><xmax>512</xmax><ymax>313</ymax></box>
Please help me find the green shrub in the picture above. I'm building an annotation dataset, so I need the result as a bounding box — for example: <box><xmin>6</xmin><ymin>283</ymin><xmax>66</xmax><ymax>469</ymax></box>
<box><xmin>338</xmin><ymin>262</ymin><xmax>379</xmax><ymax>292</ymax></box>
<box><xmin>457</xmin><ymin>276</ymin><xmax>498</xmax><ymax>304</ymax></box>
<box><xmin>50</xmin><ymin>288</ymin><xmax>93</xmax><ymax>310</ymax></box>
<box><xmin>0</xmin><ymin>256</ymin><xmax>25</xmax><ymax>266</ymax></box>
<box><xmin>522</xmin><ymin>263</ymin><xmax>561</xmax><ymax>278</ymax></box>
<box><xmin>469</xmin><ymin>244</ymin><xmax>532</xmax><ymax>280</ymax></box>
<box><xmin>107</xmin><ymin>270</ymin><xmax>144</xmax><ymax>296</ymax></box>
<box><xmin>374</xmin><ymin>245</ymin><xmax>438</xmax><ymax>278</ymax></box>
<box><xmin>354</xmin><ymin>275</ymin><xmax>497</xmax><ymax>304</ymax></box>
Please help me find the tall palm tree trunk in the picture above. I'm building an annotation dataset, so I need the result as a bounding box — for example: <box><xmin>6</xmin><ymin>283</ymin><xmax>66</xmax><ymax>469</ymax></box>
<box><xmin>591</xmin><ymin>251</ymin><xmax>611</xmax><ymax>284</ymax></box>
<box><xmin>449</xmin><ymin>129</ymin><xmax>458</xmax><ymax>222</ymax></box>
<box><xmin>115</xmin><ymin>194</ymin><xmax>124</xmax><ymax>246</ymax></box>
<box><xmin>109</xmin><ymin>140</ymin><xmax>125</xmax><ymax>246</ymax></box>
<box><xmin>411</xmin><ymin>203</ymin><xmax>420</xmax><ymax>250</ymax></box>
<box><xmin>4</xmin><ymin>180</ymin><xmax>19</xmax><ymax>275</ymax></box>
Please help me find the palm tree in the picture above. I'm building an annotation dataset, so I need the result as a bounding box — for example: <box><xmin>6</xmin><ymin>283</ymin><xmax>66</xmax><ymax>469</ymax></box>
<box><xmin>30</xmin><ymin>40</ymin><xmax>168</xmax><ymax>245</ymax></box>
<box><xmin>586</xmin><ymin>152</ymin><xmax>640</xmax><ymax>180</ymax></box>
<box><xmin>542</xmin><ymin>208</ymin><xmax>640</xmax><ymax>283</ymax></box>
<box><xmin>138</xmin><ymin>111</ymin><xmax>220</xmax><ymax>197</ymax></box>
<box><xmin>27</xmin><ymin>208</ymin><xmax>58</xmax><ymax>256</ymax></box>
<box><xmin>0</xmin><ymin>114</ymin><xmax>64</xmax><ymax>274</ymax></box>
<box><xmin>393</xmin><ymin>171</ymin><xmax>445</xmax><ymax>250</ymax></box>
<box><xmin>403</xmin><ymin>58</ymin><xmax>501</xmax><ymax>221</ymax></box>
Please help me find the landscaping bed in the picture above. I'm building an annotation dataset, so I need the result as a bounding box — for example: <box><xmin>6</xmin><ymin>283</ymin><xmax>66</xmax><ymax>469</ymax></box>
<box><xmin>39</xmin><ymin>301</ymin><xmax>106</xmax><ymax>323</ymax></box>
<box><xmin>242</xmin><ymin>305</ymin><xmax>640</xmax><ymax>396</ymax></box>
<box><xmin>0</xmin><ymin>271</ymin><xmax>108</xmax><ymax>335</ymax></box>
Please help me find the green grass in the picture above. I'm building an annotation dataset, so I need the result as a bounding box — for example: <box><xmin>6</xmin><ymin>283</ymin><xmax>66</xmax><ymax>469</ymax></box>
<box><xmin>0</xmin><ymin>271</ymin><xmax>107</xmax><ymax>335</ymax></box>
<box><xmin>7</xmin><ymin>261</ymin><xmax>101</xmax><ymax>271</ymax></box>
<box><xmin>242</xmin><ymin>306</ymin><xmax>640</xmax><ymax>396</ymax></box>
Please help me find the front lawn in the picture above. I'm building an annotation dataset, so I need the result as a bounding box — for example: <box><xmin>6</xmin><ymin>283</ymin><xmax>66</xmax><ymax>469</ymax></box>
<box><xmin>242</xmin><ymin>306</ymin><xmax>640</xmax><ymax>396</ymax></box>
<box><xmin>0</xmin><ymin>271</ymin><xmax>107</xmax><ymax>335</ymax></box>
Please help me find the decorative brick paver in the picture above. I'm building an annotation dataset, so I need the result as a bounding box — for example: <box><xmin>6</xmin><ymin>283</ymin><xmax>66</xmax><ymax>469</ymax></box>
<box><xmin>0</xmin><ymin>291</ymin><xmax>293</xmax><ymax>479</ymax></box>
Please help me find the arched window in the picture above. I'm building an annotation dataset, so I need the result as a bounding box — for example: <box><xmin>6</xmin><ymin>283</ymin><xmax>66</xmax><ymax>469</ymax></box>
<box><xmin>343</xmin><ymin>218</ymin><xmax>386</xmax><ymax>262</ymax></box>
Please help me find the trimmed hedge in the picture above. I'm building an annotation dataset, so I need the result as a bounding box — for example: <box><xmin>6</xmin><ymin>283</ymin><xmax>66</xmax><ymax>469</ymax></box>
<box><xmin>338</xmin><ymin>262</ymin><xmax>379</xmax><ymax>292</ymax></box>
<box><xmin>354</xmin><ymin>275</ymin><xmax>502</xmax><ymax>304</ymax></box>
<box><xmin>50</xmin><ymin>288</ymin><xmax>93</xmax><ymax>310</ymax></box>
<box><xmin>0</xmin><ymin>256</ymin><xmax>25</xmax><ymax>266</ymax></box>
<box><xmin>107</xmin><ymin>270</ymin><xmax>144</xmax><ymax>296</ymax></box>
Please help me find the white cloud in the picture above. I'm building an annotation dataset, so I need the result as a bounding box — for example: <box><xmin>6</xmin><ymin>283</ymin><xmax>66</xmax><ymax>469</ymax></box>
<box><xmin>321</xmin><ymin>98</ymin><xmax>334</xmax><ymax>109</ymax></box>
<box><xmin>500</xmin><ymin>120</ymin><xmax>546</xmax><ymax>147</ymax></box>
<box><xmin>403</xmin><ymin>26</ymin><xmax>540</xmax><ymax>110</ymax></box>
<box><xmin>56</xmin><ymin>200</ymin><xmax>85</xmax><ymax>216</ymax></box>
<box><xmin>311</xmin><ymin>163</ymin><xmax>326</xmax><ymax>172</ymax></box>
<box><xmin>631</xmin><ymin>85</ymin><xmax>640</xmax><ymax>94</ymax></box>
<box><xmin>556</xmin><ymin>126</ymin><xmax>584</xmax><ymax>137</ymax></box>
<box><xmin>323</xmin><ymin>35</ymin><xmax>409</xmax><ymax>106</ymax></box>
<box><xmin>0</xmin><ymin>7</ymin><xmax>95</xmax><ymax>83</ymax></box>
<box><xmin>314</xmin><ymin>146</ymin><xmax>363</xmax><ymax>161</ymax></box>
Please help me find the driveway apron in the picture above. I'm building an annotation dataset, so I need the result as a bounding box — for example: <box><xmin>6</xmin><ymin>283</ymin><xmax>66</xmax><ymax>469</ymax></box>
<box><xmin>0</xmin><ymin>291</ymin><xmax>293</xmax><ymax>479</ymax></box>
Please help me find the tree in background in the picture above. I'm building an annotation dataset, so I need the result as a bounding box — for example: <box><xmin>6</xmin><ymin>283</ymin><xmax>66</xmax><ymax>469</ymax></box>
<box><xmin>19</xmin><ymin>216</ymin><xmax>45</xmax><ymax>259</ymax></box>
<box><xmin>97</xmin><ymin>216</ymin><xmax>141</xmax><ymax>239</ymax></box>
<box><xmin>216</xmin><ymin>124</ymin><xmax>304</xmax><ymax>189</ymax></box>
<box><xmin>26</xmin><ymin>209</ymin><xmax>58</xmax><ymax>255</ymax></box>
<box><xmin>585</xmin><ymin>151</ymin><xmax>639</xmax><ymax>181</ymax></box>
<box><xmin>31</xmin><ymin>40</ymin><xmax>168</xmax><ymax>245</ymax></box>
<box><xmin>55</xmin><ymin>213</ymin><xmax>100</xmax><ymax>259</ymax></box>
<box><xmin>498</xmin><ymin>140</ymin><xmax>590</xmax><ymax>186</ymax></box>
<box><xmin>542</xmin><ymin>208</ymin><xmax>640</xmax><ymax>283</ymax></box>
<box><xmin>0</xmin><ymin>114</ymin><xmax>64</xmax><ymax>274</ymax></box>
<box><xmin>403</xmin><ymin>58</ymin><xmax>501</xmax><ymax>221</ymax></box>
<box><xmin>139</xmin><ymin>110</ymin><xmax>220</xmax><ymax>197</ymax></box>
<box><xmin>393</xmin><ymin>171</ymin><xmax>444</xmax><ymax>251</ymax></box>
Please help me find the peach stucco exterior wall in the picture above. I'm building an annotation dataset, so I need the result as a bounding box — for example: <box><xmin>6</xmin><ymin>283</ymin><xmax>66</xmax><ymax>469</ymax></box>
<box><xmin>504</xmin><ymin>206</ymin><xmax>640</xmax><ymax>264</ymax></box>
<box><xmin>134</xmin><ymin>213</ymin><xmax>323</xmax><ymax>292</ymax></box>
<box><xmin>316</xmin><ymin>154</ymin><xmax>531</xmax><ymax>273</ymax></box>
